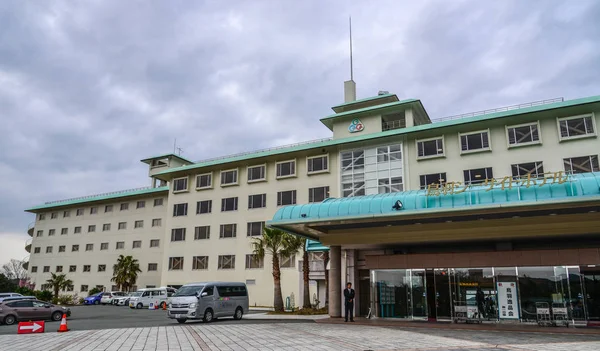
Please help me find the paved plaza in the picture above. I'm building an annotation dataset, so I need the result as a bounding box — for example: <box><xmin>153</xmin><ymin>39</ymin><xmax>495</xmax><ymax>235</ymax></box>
<box><xmin>1</xmin><ymin>323</ymin><xmax>600</xmax><ymax>351</ymax></box>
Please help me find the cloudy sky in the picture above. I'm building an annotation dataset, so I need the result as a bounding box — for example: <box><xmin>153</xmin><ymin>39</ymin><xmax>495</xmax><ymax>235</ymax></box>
<box><xmin>1</xmin><ymin>0</ymin><xmax>599</xmax><ymax>266</ymax></box>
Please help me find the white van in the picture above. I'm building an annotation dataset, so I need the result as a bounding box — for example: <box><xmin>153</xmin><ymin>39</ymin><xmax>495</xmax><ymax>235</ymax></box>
<box><xmin>128</xmin><ymin>287</ymin><xmax>177</xmax><ymax>309</ymax></box>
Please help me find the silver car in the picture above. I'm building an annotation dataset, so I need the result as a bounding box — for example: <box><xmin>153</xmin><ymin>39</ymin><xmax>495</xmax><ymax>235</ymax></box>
<box><xmin>167</xmin><ymin>282</ymin><xmax>249</xmax><ymax>324</ymax></box>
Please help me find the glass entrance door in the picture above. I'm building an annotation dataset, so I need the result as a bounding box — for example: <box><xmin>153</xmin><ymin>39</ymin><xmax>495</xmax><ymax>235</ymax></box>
<box><xmin>411</xmin><ymin>269</ymin><xmax>428</xmax><ymax>319</ymax></box>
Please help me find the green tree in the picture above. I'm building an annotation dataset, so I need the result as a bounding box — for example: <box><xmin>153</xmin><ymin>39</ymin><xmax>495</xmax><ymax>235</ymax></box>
<box><xmin>302</xmin><ymin>239</ymin><xmax>311</xmax><ymax>309</ymax></box>
<box><xmin>0</xmin><ymin>273</ymin><xmax>17</xmax><ymax>293</ymax></box>
<box><xmin>111</xmin><ymin>255</ymin><xmax>142</xmax><ymax>292</ymax></box>
<box><xmin>45</xmin><ymin>273</ymin><xmax>73</xmax><ymax>298</ymax></box>
<box><xmin>252</xmin><ymin>227</ymin><xmax>303</xmax><ymax>312</ymax></box>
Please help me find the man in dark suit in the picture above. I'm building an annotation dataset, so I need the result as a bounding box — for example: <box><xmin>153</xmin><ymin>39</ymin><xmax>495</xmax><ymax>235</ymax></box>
<box><xmin>344</xmin><ymin>282</ymin><xmax>355</xmax><ymax>322</ymax></box>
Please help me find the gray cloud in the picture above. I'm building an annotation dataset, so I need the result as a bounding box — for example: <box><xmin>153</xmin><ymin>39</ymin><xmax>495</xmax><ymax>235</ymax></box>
<box><xmin>1</xmin><ymin>0</ymin><xmax>599</xmax><ymax>263</ymax></box>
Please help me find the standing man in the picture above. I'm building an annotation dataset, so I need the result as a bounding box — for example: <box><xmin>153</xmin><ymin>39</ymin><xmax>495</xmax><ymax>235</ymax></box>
<box><xmin>344</xmin><ymin>282</ymin><xmax>355</xmax><ymax>322</ymax></box>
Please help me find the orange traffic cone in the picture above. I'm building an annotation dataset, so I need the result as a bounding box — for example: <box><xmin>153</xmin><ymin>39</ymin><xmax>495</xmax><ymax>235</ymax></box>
<box><xmin>162</xmin><ymin>302</ymin><xmax>167</xmax><ymax>311</ymax></box>
<box><xmin>57</xmin><ymin>314</ymin><xmax>69</xmax><ymax>332</ymax></box>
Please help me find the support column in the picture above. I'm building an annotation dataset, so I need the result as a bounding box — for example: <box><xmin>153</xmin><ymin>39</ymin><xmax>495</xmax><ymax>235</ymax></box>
<box><xmin>346</xmin><ymin>249</ymin><xmax>359</xmax><ymax>317</ymax></box>
<box><xmin>328</xmin><ymin>245</ymin><xmax>342</xmax><ymax>318</ymax></box>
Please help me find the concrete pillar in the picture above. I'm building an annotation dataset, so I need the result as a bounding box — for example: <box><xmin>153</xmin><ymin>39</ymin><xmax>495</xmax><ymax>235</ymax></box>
<box><xmin>344</xmin><ymin>80</ymin><xmax>356</xmax><ymax>103</ymax></box>
<box><xmin>345</xmin><ymin>249</ymin><xmax>359</xmax><ymax>316</ymax></box>
<box><xmin>328</xmin><ymin>245</ymin><xmax>342</xmax><ymax>317</ymax></box>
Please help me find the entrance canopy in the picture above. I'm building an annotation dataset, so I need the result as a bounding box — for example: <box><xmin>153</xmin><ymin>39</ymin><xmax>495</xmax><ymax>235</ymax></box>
<box><xmin>268</xmin><ymin>172</ymin><xmax>600</xmax><ymax>249</ymax></box>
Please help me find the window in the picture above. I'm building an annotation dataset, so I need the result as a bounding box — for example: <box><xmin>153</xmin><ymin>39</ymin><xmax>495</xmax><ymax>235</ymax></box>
<box><xmin>419</xmin><ymin>173</ymin><xmax>447</xmax><ymax>189</ymax></box>
<box><xmin>416</xmin><ymin>137</ymin><xmax>444</xmax><ymax>159</ymax></box>
<box><xmin>31</xmin><ymin>266</ymin><xmax>38</xmax><ymax>273</ymax></box>
<box><xmin>66</xmin><ymin>285</ymin><xmax>74</xmax><ymax>292</ymax></box>
<box><xmin>39</xmin><ymin>214</ymin><xmax>46</xmax><ymax>220</ymax></box>
<box><xmin>307</xmin><ymin>155</ymin><xmax>329</xmax><ymax>174</ymax></box>
<box><xmin>76</xmin><ymin>209</ymin><xmax>84</xmax><ymax>216</ymax></box>
<box><xmin>173</xmin><ymin>177</ymin><xmax>188</xmax><ymax>192</ymax></box>
<box><xmin>90</xmin><ymin>207</ymin><xmax>98</xmax><ymax>215</ymax></box>
<box><xmin>132</xmin><ymin>241</ymin><xmax>142</xmax><ymax>249</ymax></box>
<box><xmin>34</xmin><ymin>247</ymin><xmax>41</xmax><ymax>254</ymax></box>
<box><xmin>247</xmin><ymin>222</ymin><xmax>264</xmax><ymax>237</ymax></box>
<box><xmin>307</xmin><ymin>186</ymin><xmax>329</xmax><ymax>203</ymax></box>
<box><xmin>46</xmin><ymin>246</ymin><xmax>53</xmax><ymax>253</ymax></box>
<box><xmin>61</xmin><ymin>228</ymin><xmax>68</xmax><ymax>235</ymax></box>
<box><xmin>245</xmin><ymin>254</ymin><xmax>264</xmax><ymax>269</ymax></box>
<box><xmin>558</xmin><ymin>114</ymin><xmax>596</xmax><ymax>140</ymax></box>
<box><xmin>507</xmin><ymin>122</ymin><xmax>540</xmax><ymax>147</ymax></box>
<box><xmin>58</xmin><ymin>245</ymin><xmax>65</xmax><ymax>253</ymax></box>
<box><xmin>120</xmin><ymin>203</ymin><xmax>129</xmax><ymax>211</ymax></box>
<box><xmin>511</xmin><ymin>161</ymin><xmax>544</xmax><ymax>179</ymax></box>
<box><xmin>100</xmin><ymin>243</ymin><xmax>108</xmax><ymax>250</ymax></box>
<box><xmin>168</xmin><ymin>257</ymin><xmax>184</xmax><ymax>270</ymax></box>
<box><xmin>197</xmin><ymin>200</ymin><xmax>212</xmax><ymax>214</ymax></box>
<box><xmin>80</xmin><ymin>285</ymin><xmax>88</xmax><ymax>292</ymax></box>
<box><xmin>276</xmin><ymin>160</ymin><xmax>296</xmax><ymax>178</ymax></box>
<box><xmin>247</xmin><ymin>165</ymin><xmax>266</xmax><ymax>182</ymax></box>
<box><xmin>118</xmin><ymin>222</ymin><xmax>126</xmax><ymax>230</ymax></box>
<box><xmin>192</xmin><ymin>256</ymin><xmax>209</xmax><ymax>270</ymax></box>
<box><xmin>63</xmin><ymin>210</ymin><xmax>70</xmax><ymax>218</ymax></box>
<box><xmin>196</xmin><ymin>173</ymin><xmax>212</xmax><ymax>189</ymax></box>
<box><xmin>105</xmin><ymin>205</ymin><xmax>113</xmax><ymax>213</ymax></box>
<box><xmin>48</xmin><ymin>229</ymin><xmax>55</xmax><ymax>236</ymax></box>
<box><xmin>152</xmin><ymin>218</ymin><xmax>162</xmax><ymax>227</ymax></box>
<box><xmin>219</xmin><ymin>224</ymin><xmax>237</xmax><ymax>238</ymax></box>
<box><xmin>564</xmin><ymin>155</ymin><xmax>599</xmax><ymax>174</ymax></box>
<box><xmin>36</xmin><ymin>230</ymin><xmax>42</xmax><ymax>237</ymax></box>
<box><xmin>43</xmin><ymin>266</ymin><xmax>50</xmax><ymax>273</ymax></box>
<box><xmin>148</xmin><ymin>263</ymin><xmax>158</xmax><ymax>271</ymax></box>
<box><xmin>102</xmin><ymin>223</ymin><xmax>111</xmax><ymax>231</ymax></box>
<box><xmin>464</xmin><ymin>168</ymin><xmax>494</xmax><ymax>185</ymax></box>
<box><xmin>150</xmin><ymin>239</ymin><xmax>160</xmax><ymax>248</ymax></box>
<box><xmin>136</xmin><ymin>201</ymin><xmax>145</xmax><ymax>209</ymax></box>
<box><xmin>218</xmin><ymin>255</ymin><xmax>235</xmax><ymax>269</ymax></box>
<box><xmin>248</xmin><ymin>194</ymin><xmax>266</xmax><ymax>209</ymax></box>
<box><xmin>173</xmin><ymin>203</ymin><xmax>188</xmax><ymax>216</ymax></box>
<box><xmin>221</xmin><ymin>197</ymin><xmax>238</xmax><ymax>211</ymax></box>
<box><xmin>72</xmin><ymin>245</ymin><xmax>79</xmax><ymax>252</ymax></box>
<box><xmin>279</xmin><ymin>254</ymin><xmax>296</xmax><ymax>268</ymax></box>
<box><xmin>341</xmin><ymin>150</ymin><xmax>365</xmax><ymax>197</ymax></box>
<box><xmin>69</xmin><ymin>265</ymin><xmax>76</xmax><ymax>273</ymax></box>
<box><xmin>220</xmin><ymin>169</ymin><xmax>238</xmax><ymax>186</ymax></box>
<box><xmin>56</xmin><ymin>266</ymin><xmax>63</xmax><ymax>272</ymax></box>
<box><xmin>83</xmin><ymin>265</ymin><xmax>90</xmax><ymax>272</ymax></box>
<box><xmin>154</xmin><ymin>198</ymin><xmax>164</xmax><ymax>207</ymax></box>
<box><xmin>277</xmin><ymin>190</ymin><xmax>296</xmax><ymax>206</ymax></box>
<box><xmin>194</xmin><ymin>226</ymin><xmax>210</xmax><ymax>240</ymax></box>
<box><xmin>460</xmin><ymin>130</ymin><xmax>490</xmax><ymax>153</ymax></box>
<box><xmin>378</xmin><ymin>177</ymin><xmax>403</xmax><ymax>193</ymax></box>
<box><xmin>116</xmin><ymin>242</ymin><xmax>125</xmax><ymax>249</ymax></box>
<box><xmin>134</xmin><ymin>220</ymin><xmax>144</xmax><ymax>228</ymax></box>
<box><xmin>74</xmin><ymin>226</ymin><xmax>81</xmax><ymax>234</ymax></box>
<box><xmin>171</xmin><ymin>228</ymin><xmax>186</xmax><ymax>241</ymax></box>
<box><xmin>377</xmin><ymin>145</ymin><xmax>402</xmax><ymax>163</ymax></box>
<box><xmin>88</xmin><ymin>225</ymin><xmax>96</xmax><ymax>232</ymax></box>
<box><xmin>98</xmin><ymin>265</ymin><xmax>106</xmax><ymax>272</ymax></box>
<box><xmin>86</xmin><ymin>244</ymin><xmax>93</xmax><ymax>251</ymax></box>
<box><xmin>51</xmin><ymin>212</ymin><xmax>58</xmax><ymax>219</ymax></box>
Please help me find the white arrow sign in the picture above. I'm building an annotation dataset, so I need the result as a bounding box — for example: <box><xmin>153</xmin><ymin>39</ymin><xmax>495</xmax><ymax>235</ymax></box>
<box><xmin>20</xmin><ymin>323</ymin><xmax>43</xmax><ymax>332</ymax></box>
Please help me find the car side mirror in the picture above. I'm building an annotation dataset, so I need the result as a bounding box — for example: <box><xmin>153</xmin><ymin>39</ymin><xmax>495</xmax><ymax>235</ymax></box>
<box><xmin>45</xmin><ymin>305</ymin><xmax>51</xmax><ymax>308</ymax></box>
<box><xmin>201</xmin><ymin>292</ymin><xmax>208</xmax><ymax>298</ymax></box>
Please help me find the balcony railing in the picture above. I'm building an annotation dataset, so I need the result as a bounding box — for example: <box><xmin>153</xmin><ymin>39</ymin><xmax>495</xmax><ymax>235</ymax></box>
<box><xmin>382</xmin><ymin>119</ymin><xmax>406</xmax><ymax>131</ymax></box>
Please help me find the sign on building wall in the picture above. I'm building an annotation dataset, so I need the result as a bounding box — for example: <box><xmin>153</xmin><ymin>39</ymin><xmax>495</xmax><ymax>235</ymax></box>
<box><xmin>496</xmin><ymin>282</ymin><xmax>520</xmax><ymax>320</ymax></box>
<box><xmin>348</xmin><ymin>118</ymin><xmax>364</xmax><ymax>133</ymax></box>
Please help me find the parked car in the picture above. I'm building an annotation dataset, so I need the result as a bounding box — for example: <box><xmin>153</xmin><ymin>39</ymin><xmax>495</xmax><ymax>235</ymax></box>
<box><xmin>0</xmin><ymin>299</ymin><xmax>70</xmax><ymax>325</ymax></box>
<box><xmin>0</xmin><ymin>293</ymin><xmax>23</xmax><ymax>303</ymax></box>
<box><xmin>83</xmin><ymin>292</ymin><xmax>104</xmax><ymax>305</ymax></box>
<box><xmin>129</xmin><ymin>287</ymin><xmax>177</xmax><ymax>309</ymax></box>
<box><xmin>0</xmin><ymin>296</ymin><xmax>36</xmax><ymax>303</ymax></box>
<box><xmin>112</xmin><ymin>293</ymin><xmax>132</xmax><ymax>306</ymax></box>
<box><xmin>100</xmin><ymin>291</ymin><xmax>126</xmax><ymax>305</ymax></box>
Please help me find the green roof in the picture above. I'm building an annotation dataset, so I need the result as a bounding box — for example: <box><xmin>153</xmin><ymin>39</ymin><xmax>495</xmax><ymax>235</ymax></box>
<box><xmin>140</xmin><ymin>153</ymin><xmax>194</xmax><ymax>164</ymax></box>
<box><xmin>25</xmin><ymin>186</ymin><xmax>169</xmax><ymax>212</ymax></box>
<box><xmin>331</xmin><ymin>93</ymin><xmax>398</xmax><ymax>110</ymax></box>
<box><xmin>321</xmin><ymin>99</ymin><xmax>420</xmax><ymax>130</ymax></box>
<box><xmin>156</xmin><ymin>94</ymin><xmax>600</xmax><ymax>178</ymax></box>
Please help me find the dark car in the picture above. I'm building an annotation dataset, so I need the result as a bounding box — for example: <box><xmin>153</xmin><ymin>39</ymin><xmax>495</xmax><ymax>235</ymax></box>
<box><xmin>0</xmin><ymin>299</ymin><xmax>71</xmax><ymax>325</ymax></box>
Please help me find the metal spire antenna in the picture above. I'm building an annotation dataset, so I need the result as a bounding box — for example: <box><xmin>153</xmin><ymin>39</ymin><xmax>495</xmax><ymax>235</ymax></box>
<box><xmin>349</xmin><ymin>16</ymin><xmax>353</xmax><ymax>81</ymax></box>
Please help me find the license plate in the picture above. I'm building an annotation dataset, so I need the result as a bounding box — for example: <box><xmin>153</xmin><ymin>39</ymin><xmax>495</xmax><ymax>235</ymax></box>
<box><xmin>175</xmin><ymin>314</ymin><xmax>181</xmax><ymax>319</ymax></box>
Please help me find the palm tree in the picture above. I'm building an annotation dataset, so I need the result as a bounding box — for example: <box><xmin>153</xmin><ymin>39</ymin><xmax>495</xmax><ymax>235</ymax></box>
<box><xmin>323</xmin><ymin>250</ymin><xmax>329</xmax><ymax>307</ymax></box>
<box><xmin>111</xmin><ymin>255</ymin><xmax>142</xmax><ymax>292</ymax></box>
<box><xmin>252</xmin><ymin>227</ymin><xmax>304</xmax><ymax>312</ymax></box>
<box><xmin>45</xmin><ymin>273</ymin><xmax>73</xmax><ymax>298</ymax></box>
<box><xmin>302</xmin><ymin>239</ymin><xmax>311</xmax><ymax>309</ymax></box>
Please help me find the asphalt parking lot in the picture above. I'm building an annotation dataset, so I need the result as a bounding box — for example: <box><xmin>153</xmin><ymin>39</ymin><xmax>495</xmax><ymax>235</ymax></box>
<box><xmin>0</xmin><ymin>304</ymin><xmax>298</xmax><ymax>335</ymax></box>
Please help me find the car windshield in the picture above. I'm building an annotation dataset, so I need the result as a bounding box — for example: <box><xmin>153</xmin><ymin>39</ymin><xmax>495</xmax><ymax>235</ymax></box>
<box><xmin>173</xmin><ymin>285</ymin><xmax>204</xmax><ymax>297</ymax></box>
<box><xmin>130</xmin><ymin>292</ymin><xmax>142</xmax><ymax>297</ymax></box>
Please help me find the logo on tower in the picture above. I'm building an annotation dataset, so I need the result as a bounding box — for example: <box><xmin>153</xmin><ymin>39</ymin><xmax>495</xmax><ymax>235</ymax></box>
<box><xmin>348</xmin><ymin>118</ymin><xmax>364</xmax><ymax>133</ymax></box>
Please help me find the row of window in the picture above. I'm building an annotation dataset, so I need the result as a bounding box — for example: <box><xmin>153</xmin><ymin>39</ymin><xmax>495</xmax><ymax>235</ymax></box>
<box><xmin>32</xmin><ymin>239</ymin><xmax>160</xmax><ymax>254</ymax></box>
<box><xmin>416</xmin><ymin>115</ymin><xmax>597</xmax><ymax>159</ymax></box>
<box><xmin>38</xmin><ymin>198</ymin><xmax>164</xmax><ymax>221</ymax></box>
<box><xmin>172</xmin><ymin>186</ymin><xmax>330</xmax><ymax>216</ymax></box>
<box><xmin>31</xmin><ymin>262</ymin><xmax>160</xmax><ymax>274</ymax></box>
<box><xmin>170</xmin><ymin>221</ymin><xmax>265</xmax><ymax>241</ymax></box>
<box><xmin>36</xmin><ymin>219</ymin><xmax>163</xmax><ymax>237</ymax></box>
<box><xmin>167</xmin><ymin>254</ymin><xmax>296</xmax><ymax>271</ymax></box>
<box><xmin>418</xmin><ymin>155</ymin><xmax>600</xmax><ymax>188</ymax></box>
<box><xmin>172</xmin><ymin>155</ymin><xmax>330</xmax><ymax>192</ymax></box>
